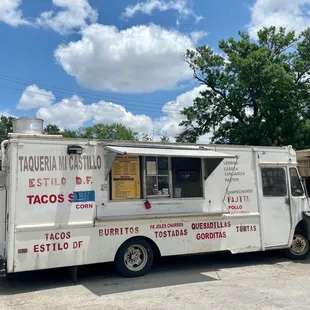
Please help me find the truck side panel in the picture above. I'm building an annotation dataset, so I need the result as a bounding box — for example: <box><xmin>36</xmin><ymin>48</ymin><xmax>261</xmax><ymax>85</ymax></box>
<box><xmin>9</xmin><ymin>139</ymin><xmax>263</xmax><ymax>273</ymax></box>
<box><xmin>14</xmin><ymin>141</ymin><xmax>105</xmax><ymax>228</ymax></box>
<box><xmin>13</xmin><ymin>215</ymin><xmax>261</xmax><ymax>272</ymax></box>
<box><xmin>7</xmin><ymin>139</ymin><xmax>106</xmax><ymax>272</ymax></box>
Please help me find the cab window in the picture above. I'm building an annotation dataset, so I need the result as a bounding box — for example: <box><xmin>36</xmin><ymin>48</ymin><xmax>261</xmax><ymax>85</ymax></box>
<box><xmin>289</xmin><ymin>168</ymin><xmax>304</xmax><ymax>197</ymax></box>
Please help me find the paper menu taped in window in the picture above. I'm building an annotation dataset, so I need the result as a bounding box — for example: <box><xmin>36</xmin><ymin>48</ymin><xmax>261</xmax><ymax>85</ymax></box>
<box><xmin>146</xmin><ymin>161</ymin><xmax>156</xmax><ymax>175</ymax></box>
<box><xmin>111</xmin><ymin>155</ymin><xmax>141</xmax><ymax>200</ymax></box>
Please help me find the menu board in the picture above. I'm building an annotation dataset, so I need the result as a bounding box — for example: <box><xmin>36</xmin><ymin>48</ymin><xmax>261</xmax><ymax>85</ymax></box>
<box><xmin>111</xmin><ymin>155</ymin><xmax>141</xmax><ymax>200</ymax></box>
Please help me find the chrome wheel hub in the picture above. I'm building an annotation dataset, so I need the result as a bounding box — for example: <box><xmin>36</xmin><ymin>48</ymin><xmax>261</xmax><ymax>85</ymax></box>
<box><xmin>290</xmin><ymin>234</ymin><xmax>308</xmax><ymax>256</ymax></box>
<box><xmin>124</xmin><ymin>245</ymin><xmax>148</xmax><ymax>272</ymax></box>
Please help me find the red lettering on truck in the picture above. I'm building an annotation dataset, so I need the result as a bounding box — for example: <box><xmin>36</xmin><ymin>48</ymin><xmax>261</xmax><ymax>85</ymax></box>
<box><xmin>76</xmin><ymin>176</ymin><xmax>92</xmax><ymax>185</ymax></box>
<box><xmin>196</xmin><ymin>231</ymin><xmax>227</xmax><ymax>240</ymax></box>
<box><xmin>99</xmin><ymin>227</ymin><xmax>139</xmax><ymax>237</ymax></box>
<box><xmin>29</xmin><ymin>177</ymin><xmax>67</xmax><ymax>187</ymax></box>
<box><xmin>27</xmin><ymin>194</ymin><xmax>69</xmax><ymax>205</ymax></box>
<box><xmin>228</xmin><ymin>205</ymin><xmax>243</xmax><ymax>210</ymax></box>
<box><xmin>45</xmin><ymin>232</ymin><xmax>71</xmax><ymax>241</ymax></box>
<box><xmin>154</xmin><ymin>229</ymin><xmax>188</xmax><ymax>238</ymax></box>
<box><xmin>34</xmin><ymin>242</ymin><xmax>69</xmax><ymax>253</ymax></box>
<box><xmin>149</xmin><ymin>222</ymin><xmax>184</xmax><ymax>230</ymax></box>
<box><xmin>76</xmin><ymin>204</ymin><xmax>93</xmax><ymax>209</ymax></box>
<box><xmin>191</xmin><ymin>221</ymin><xmax>231</xmax><ymax>230</ymax></box>
<box><xmin>73</xmin><ymin>241</ymin><xmax>83</xmax><ymax>249</ymax></box>
<box><xmin>227</xmin><ymin>196</ymin><xmax>249</xmax><ymax>203</ymax></box>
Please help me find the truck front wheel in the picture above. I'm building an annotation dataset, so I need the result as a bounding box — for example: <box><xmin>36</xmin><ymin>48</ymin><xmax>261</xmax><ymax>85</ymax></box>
<box><xmin>284</xmin><ymin>233</ymin><xmax>310</xmax><ymax>260</ymax></box>
<box><xmin>115</xmin><ymin>238</ymin><xmax>154</xmax><ymax>277</ymax></box>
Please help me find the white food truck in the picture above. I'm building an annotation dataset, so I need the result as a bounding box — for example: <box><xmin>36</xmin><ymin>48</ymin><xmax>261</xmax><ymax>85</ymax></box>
<box><xmin>0</xmin><ymin>117</ymin><xmax>310</xmax><ymax>278</ymax></box>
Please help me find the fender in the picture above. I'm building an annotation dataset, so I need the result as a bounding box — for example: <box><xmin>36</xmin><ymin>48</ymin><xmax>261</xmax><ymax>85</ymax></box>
<box><xmin>0</xmin><ymin>255</ymin><xmax>4</xmax><ymax>274</ymax></box>
<box><xmin>301</xmin><ymin>211</ymin><xmax>310</xmax><ymax>240</ymax></box>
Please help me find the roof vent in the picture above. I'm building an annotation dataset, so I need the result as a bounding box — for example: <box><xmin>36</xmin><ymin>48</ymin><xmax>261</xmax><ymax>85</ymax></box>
<box><xmin>12</xmin><ymin>117</ymin><xmax>44</xmax><ymax>135</ymax></box>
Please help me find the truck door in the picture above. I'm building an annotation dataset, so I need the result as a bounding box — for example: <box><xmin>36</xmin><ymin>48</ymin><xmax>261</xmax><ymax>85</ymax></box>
<box><xmin>260</xmin><ymin>167</ymin><xmax>291</xmax><ymax>247</ymax></box>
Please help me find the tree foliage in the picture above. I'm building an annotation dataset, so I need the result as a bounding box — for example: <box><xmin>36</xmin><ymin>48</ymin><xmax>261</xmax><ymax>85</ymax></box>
<box><xmin>141</xmin><ymin>129</ymin><xmax>170</xmax><ymax>142</ymax></box>
<box><xmin>176</xmin><ymin>26</ymin><xmax>310</xmax><ymax>149</ymax></box>
<box><xmin>44</xmin><ymin>123</ymin><xmax>138</xmax><ymax>140</ymax></box>
<box><xmin>0</xmin><ymin>115</ymin><xmax>14</xmax><ymax>143</ymax></box>
<box><xmin>75</xmin><ymin>123</ymin><xmax>138</xmax><ymax>140</ymax></box>
<box><xmin>44</xmin><ymin>125</ymin><xmax>78</xmax><ymax>138</ymax></box>
<box><xmin>44</xmin><ymin>124</ymin><xmax>62</xmax><ymax>135</ymax></box>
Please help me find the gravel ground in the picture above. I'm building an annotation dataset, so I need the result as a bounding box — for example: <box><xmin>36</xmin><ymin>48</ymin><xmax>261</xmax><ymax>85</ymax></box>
<box><xmin>0</xmin><ymin>250</ymin><xmax>309</xmax><ymax>310</ymax></box>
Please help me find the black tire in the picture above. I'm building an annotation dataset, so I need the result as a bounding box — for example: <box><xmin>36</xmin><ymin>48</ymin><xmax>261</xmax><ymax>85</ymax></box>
<box><xmin>284</xmin><ymin>233</ymin><xmax>310</xmax><ymax>260</ymax></box>
<box><xmin>115</xmin><ymin>238</ymin><xmax>154</xmax><ymax>277</ymax></box>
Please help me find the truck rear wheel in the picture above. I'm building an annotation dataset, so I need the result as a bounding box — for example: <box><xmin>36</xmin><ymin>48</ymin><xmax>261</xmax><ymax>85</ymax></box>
<box><xmin>115</xmin><ymin>238</ymin><xmax>154</xmax><ymax>277</ymax></box>
<box><xmin>284</xmin><ymin>233</ymin><xmax>310</xmax><ymax>260</ymax></box>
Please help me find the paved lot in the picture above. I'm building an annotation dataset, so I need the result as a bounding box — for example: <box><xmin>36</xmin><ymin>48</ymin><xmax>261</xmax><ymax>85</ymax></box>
<box><xmin>0</xmin><ymin>250</ymin><xmax>309</xmax><ymax>310</ymax></box>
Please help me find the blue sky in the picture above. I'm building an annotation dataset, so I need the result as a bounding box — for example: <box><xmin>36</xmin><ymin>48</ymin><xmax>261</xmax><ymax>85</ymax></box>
<box><xmin>0</xmin><ymin>0</ymin><xmax>308</xmax><ymax>141</ymax></box>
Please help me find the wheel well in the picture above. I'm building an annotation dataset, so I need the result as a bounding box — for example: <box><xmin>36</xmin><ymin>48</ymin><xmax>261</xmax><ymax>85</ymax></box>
<box><xmin>114</xmin><ymin>236</ymin><xmax>161</xmax><ymax>262</ymax></box>
<box><xmin>295</xmin><ymin>221</ymin><xmax>304</xmax><ymax>234</ymax></box>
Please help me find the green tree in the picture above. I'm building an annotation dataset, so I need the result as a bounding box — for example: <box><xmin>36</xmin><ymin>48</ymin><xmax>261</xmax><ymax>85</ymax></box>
<box><xmin>77</xmin><ymin>123</ymin><xmax>138</xmax><ymax>140</ymax></box>
<box><xmin>176</xmin><ymin>26</ymin><xmax>310</xmax><ymax>149</ymax></box>
<box><xmin>44</xmin><ymin>124</ymin><xmax>78</xmax><ymax>138</ymax></box>
<box><xmin>141</xmin><ymin>129</ymin><xmax>170</xmax><ymax>142</ymax></box>
<box><xmin>44</xmin><ymin>123</ymin><xmax>138</xmax><ymax>140</ymax></box>
<box><xmin>0</xmin><ymin>115</ymin><xmax>15</xmax><ymax>143</ymax></box>
<box><xmin>159</xmin><ymin>132</ymin><xmax>169</xmax><ymax>143</ymax></box>
<box><xmin>141</xmin><ymin>132</ymin><xmax>154</xmax><ymax>142</ymax></box>
<box><xmin>298</xmin><ymin>120</ymin><xmax>310</xmax><ymax>149</ymax></box>
<box><xmin>44</xmin><ymin>123</ymin><xmax>137</xmax><ymax>140</ymax></box>
<box><xmin>44</xmin><ymin>124</ymin><xmax>62</xmax><ymax>135</ymax></box>
<box><xmin>61</xmin><ymin>129</ymin><xmax>79</xmax><ymax>138</ymax></box>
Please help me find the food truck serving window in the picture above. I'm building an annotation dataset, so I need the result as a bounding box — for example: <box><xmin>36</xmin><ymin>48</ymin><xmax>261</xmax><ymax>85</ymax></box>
<box><xmin>105</xmin><ymin>145</ymin><xmax>235</xmax><ymax>200</ymax></box>
<box><xmin>145</xmin><ymin>156</ymin><xmax>170</xmax><ymax>197</ymax></box>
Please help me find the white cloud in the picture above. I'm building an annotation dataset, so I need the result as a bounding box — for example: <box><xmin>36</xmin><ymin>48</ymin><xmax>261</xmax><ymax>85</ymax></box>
<box><xmin>55</xmin><ymin>23</ymin><xmax>197</xmax><ymax>93</ymax></box>
<box><xmin>153</xmin><ymin>85</ymin><xmax>211</xmax><ymax>141</ymax></box>
<box><xmin>0</xmin><ymin>109</ymin><xmax>15</xmax><ymax>118</ymax></box>
<box><xmin>36</xmin><ymin>95</ymin><xmax>91</xmax><ymax>128</ymax></box>
<box><xmin>0</xmin><ymin>0</ymin><xmax>97</xmax><ymax>34</ymax></box>
<box><xmin>36</xmin><ymin>0</ymin><xmax>98</xmax><ymax>35</ymax></box>
<box><xmin>30</xmin><ymin>84</ymin><xmax>212</xmax><ymax>142</ymax></box>
<box><xmin>190</xmin><ymin>31</ymin><xmax>207</xmax><ymax>44</ymax></box>
<box><xmin>17</xmin><ymin>85</ymin><xmax>55</xmax><ymax>110</ymax></box>
<box><xmin>0</xmin><ymin>0</ymin><xmax>29</xmax><ymax>26</ymax></box>
<box><xmin>89</xmin><ymin>102</ymin><xmax>153</xmax><ymax>134</ymax></box>
<box><xmin>249</xmin><ymin>0</ymin><xmax>310</xmax><ymax>39</ymax></box>
<box><xmin>36</xmin><ymin>96</ymin><xmax>154</xmax><ymax>133</ymax></box>
<box><xmin>34</xmin><ymin>94</ymin><xmax>153</xmax><ymax>133</ymax></box>
<box><xmin>121</xmin><ymin>0</ymin><xmax>203</xmax><ymax>23</ymax></box>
